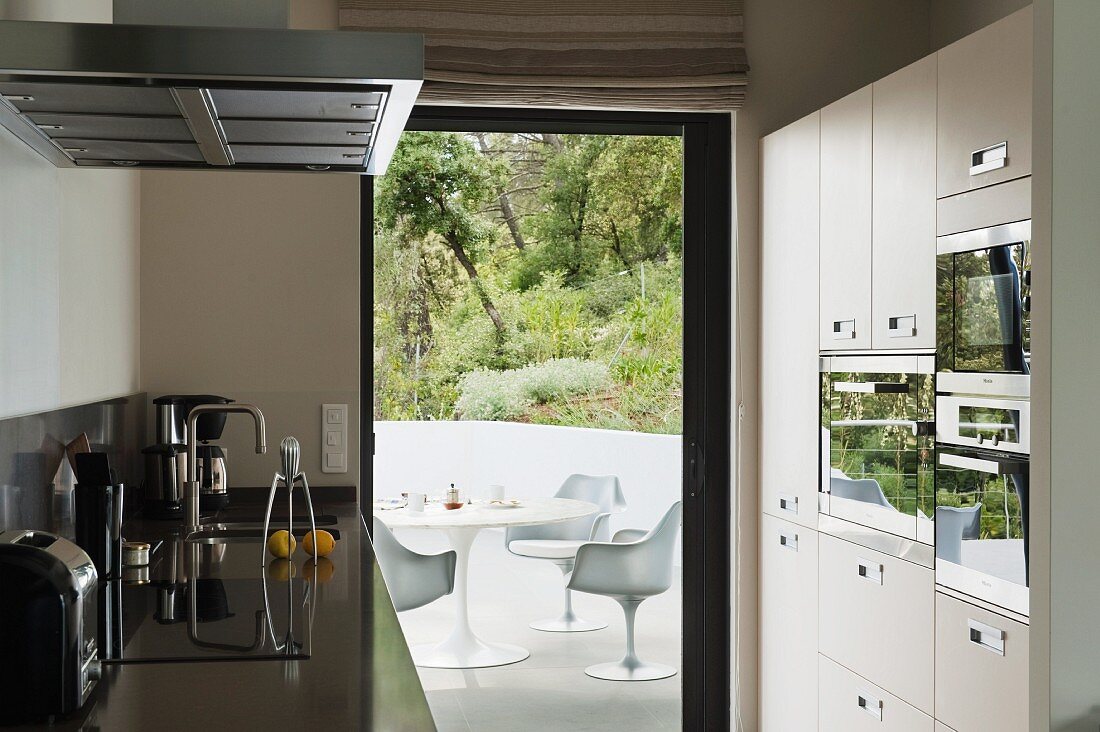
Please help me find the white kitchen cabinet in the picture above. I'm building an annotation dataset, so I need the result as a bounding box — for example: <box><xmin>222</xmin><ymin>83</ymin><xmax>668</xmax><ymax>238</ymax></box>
<box><xmin>820</xmin><ymin>86</ymin><xmax>872</xmax><ymax>351</ymax></box>
<box><xmin>872</xmin><ymin>55</ymin><xmax>937</xmax><ymax>350</ymax></box>
<box><xmin>935</xmin><ymin>592</ymin><xmax>1029</xmax><ymax>732</ymax></box>
<box><xmin>819</xmin><ymin>654</ymin><xmax>934</xmax><ymax>732</ymax></box>
<box><xmin>937</xmin><ymin>6</ymin><xmax>1032</xmax><ymax>198</ymax></box>
<box><xmin>760</xmin><ymin>112</ymin><xmax>820</xmax><ymax>528</ymax></box>
<box><xmin>759</xmin><ymin>514</ymin><xmax>818</xmax><ymax>732</ymax></box>
<box><xmin>819</xmin><ymin>533</ymin><xmax>935</xmax><ymax>714</ymax></box>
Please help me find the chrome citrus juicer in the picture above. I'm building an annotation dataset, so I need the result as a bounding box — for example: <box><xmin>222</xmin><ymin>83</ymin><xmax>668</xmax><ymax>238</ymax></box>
<box><xmin>260</xmin><ymin>436</ymin><xmax>319</xmax><ymax>657</ymax></box>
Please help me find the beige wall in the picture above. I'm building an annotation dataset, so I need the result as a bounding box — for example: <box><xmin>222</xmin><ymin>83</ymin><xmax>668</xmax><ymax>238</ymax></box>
<box><xmin>137</xmin><ymin>171</ymin><xmax>360</xmax><ymax>489</ymax></box>
<box><xmin>930</xmin><ymin>0</ymin><xmax>1032</xmax><ymax>48</ymax></box>
<box><xmin>1032</xmin><ymin>1</ymin><xmax>1100</xmax><ymax>728</ymax></box>
<box><xmin>0</xmin><ymin>0</ymin><xmax>140</xmax><ymax>421</ymax></box>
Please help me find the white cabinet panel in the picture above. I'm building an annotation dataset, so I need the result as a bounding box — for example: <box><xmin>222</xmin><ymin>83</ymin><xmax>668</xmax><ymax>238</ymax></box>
<box><xmin>819</xmin><ymin>654</ymin><xmax>934</xmax><ymax>732</ymax></box>
<box><xmin>935</xmin><ymin>592</ymin><xmax>1029</xmax><ymax>732</ymax></box>
<box><xmin>872</xmin><ymin>55</ymin><xmax>937</xmax><ymax>350</ymax></box>
<box><xmin>937</xmin><ymin>6</ymin><xmax>1032</xmax><ymax>198</ymax></box>
<box><xmin>761</xmin><ymin>112</ymin><xmax>820</xmax><ymax>528</ymax></box>
<box><xmin>819</xmin><ymin>533</ymin><xmax>935</xmax><ymax>714</ymax></box>
<box><xmin>760</xmin><ymin>514</ymin><xmax>818</xmax><ymax>732</ymax></box>
<box><xmin>820</xmin><ymin>86</ymin><xmax>872</xmax><ymax>351</ymax></box>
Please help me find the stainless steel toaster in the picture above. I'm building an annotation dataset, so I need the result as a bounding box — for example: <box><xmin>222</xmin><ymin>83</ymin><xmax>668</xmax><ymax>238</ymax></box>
<box><xmin>0</xmin><ymin>530</ymin><xmax>100</xmax><ymax>722</ymax></box>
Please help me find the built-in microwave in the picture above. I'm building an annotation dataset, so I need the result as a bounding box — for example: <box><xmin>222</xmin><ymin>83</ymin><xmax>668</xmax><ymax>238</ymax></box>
<box><xmin>936</xmin><ymin>220</ymin><xmax>1031</xmax><ymax>393</ymax></box>
<box><xmin>820</xmin><ymin>355</ymin><xmax>936</xmax><ymax>544</ymax></box>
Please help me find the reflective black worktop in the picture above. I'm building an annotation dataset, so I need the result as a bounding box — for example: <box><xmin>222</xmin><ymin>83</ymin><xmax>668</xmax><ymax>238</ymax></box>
<box><xmin>8</xmin><ymin>502</ymin><xmax>436</xmax><ymax>731</ymax></box>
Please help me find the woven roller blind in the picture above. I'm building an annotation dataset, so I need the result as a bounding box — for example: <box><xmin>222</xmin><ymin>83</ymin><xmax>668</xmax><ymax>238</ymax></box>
<box><xmin>338</xmin><ymin>0</ymin><xmax>746</xmax><ymax>111</ymax></box>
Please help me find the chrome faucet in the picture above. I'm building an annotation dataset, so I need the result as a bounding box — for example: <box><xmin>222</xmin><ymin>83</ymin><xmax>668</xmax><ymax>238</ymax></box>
<box><xmin>184</xmin><ymin>403</ymin><xmax>266</xmax><ymax>532</ymax></box>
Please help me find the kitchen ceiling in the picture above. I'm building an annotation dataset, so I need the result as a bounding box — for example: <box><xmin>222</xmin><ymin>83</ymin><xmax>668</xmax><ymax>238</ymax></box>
<box><xmin>0</xmin><ymin>20</ymin><xmax>423</xmax><ymax>174</ymax></box>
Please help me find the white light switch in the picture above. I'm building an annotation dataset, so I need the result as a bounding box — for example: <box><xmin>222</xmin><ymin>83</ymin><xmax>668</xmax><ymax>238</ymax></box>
<box><xmin>322</xmin><ymin>403</ymin><xmax>348</xmax><ymax>473</ymax></box>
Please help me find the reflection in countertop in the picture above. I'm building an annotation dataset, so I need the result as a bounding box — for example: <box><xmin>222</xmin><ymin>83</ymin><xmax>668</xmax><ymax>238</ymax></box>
<box><xmin>8</xmin><ymin>501</ymin><xmax>436</xmax><ymax>731</ymax></box>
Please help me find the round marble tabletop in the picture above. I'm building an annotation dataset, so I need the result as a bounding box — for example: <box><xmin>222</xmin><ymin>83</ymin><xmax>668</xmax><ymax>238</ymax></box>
<box><xmin>373</xmin><ymin>497</ymin><xmax>598</xmax><ymax>530</ymax></box>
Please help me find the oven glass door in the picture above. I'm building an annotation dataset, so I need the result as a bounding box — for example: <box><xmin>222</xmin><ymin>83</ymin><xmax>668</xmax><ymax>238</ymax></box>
<box><xmin>936</xmin><ymin>446</ymin><xmax>1029</xmax><ymax>616</ymax></box>
<box><xmin>821</xmin><ymin>361</ymin><xmax>935</xmax><ymax>542</ymax></box>
<box><xmin>937</xmin><ymin>238</ymin><xmax>1031</xmax><ymax>374</ymax></box>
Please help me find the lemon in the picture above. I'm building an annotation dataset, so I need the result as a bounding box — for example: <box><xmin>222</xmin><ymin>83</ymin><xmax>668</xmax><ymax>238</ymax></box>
<box><xmin>303</xmin><ymin>529</ymin><xmax>336</xmax><ymax>557</ymax></box>
<box><xmin>304</xmin><ymin>556</ymin><xmax>335</xmax><ymax>583</ymax></box>
<box><xmin>266</xmin><ymin>529</ymin><xmax>297</xmax><ymax>558</ymax></box>
<box><xmin>267</xmin><ymin>558</ymin><xmax>296</xmax><ymax>581</ymax></box>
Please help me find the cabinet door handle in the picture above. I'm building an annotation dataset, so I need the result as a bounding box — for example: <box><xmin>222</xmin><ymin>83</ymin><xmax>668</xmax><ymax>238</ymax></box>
<box><xmin>970</xmin><ymin>141</ymin><xmax>1008</xmax><ymax>176</ymax></box>
<box><xmin>777</xmin><ymin>493</ymin><xmax>798</xmax><ymax>515</ymax></box>
<box><xmin>857</xmin><ymin>558</ymin><xmax>883</xmax><ymax>584</ymax></box>
<box><xmin>887</xmin><ymin>314</ymin><xmax>917</xmax><ymax>338</ymax></box>
<box><xmin>832</xmin><ymin>318</ymin><xmax>856</xmax><ymax>340</ymax></box>
<box><xmin>857</xmin><ymin>692</ymin><xmax>883</xmax><ymax>721</ymax></box>
<box><xmin>940</xmin><ymin>452</ymin><xmax>1026</xmax><ymax>476</ymax></box>
<box><xmin>968</xmin><ymin>618</ymin><xmax>1006</xmax><ymax>656</ymax></box>
<box><xmin>778</xmin><ymin>529</ymin><xmax>798</xmax><ymax>552</ymax></box>
<box><xmin>833</xmin><ymin>381</ymin><xmax>910</xmax><ymax>394</ymax></box>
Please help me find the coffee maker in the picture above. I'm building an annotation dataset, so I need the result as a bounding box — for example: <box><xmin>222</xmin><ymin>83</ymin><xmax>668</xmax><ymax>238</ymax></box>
<box><xmin>143</xmin><ymin>395</ymin><xmax>232</xmax><ymax>518</ymax></box>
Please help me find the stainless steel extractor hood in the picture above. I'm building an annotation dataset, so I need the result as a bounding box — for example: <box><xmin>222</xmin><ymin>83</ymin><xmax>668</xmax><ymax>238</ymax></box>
<box><xmin>0</xmin><ymin>20</ymin><xmax>422</xmax><ymax>174</ymax></box>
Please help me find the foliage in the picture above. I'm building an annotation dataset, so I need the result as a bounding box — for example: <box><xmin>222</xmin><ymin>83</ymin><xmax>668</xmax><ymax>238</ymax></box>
<box><xmin>456</xmin><ymin>358</ymin><xmax>611</xmax><ymax>421</ymax></box>
<box><xmin>373</xmin><ymin>131</ymin><xmax>684</xmax><ymax>434</ymax></box>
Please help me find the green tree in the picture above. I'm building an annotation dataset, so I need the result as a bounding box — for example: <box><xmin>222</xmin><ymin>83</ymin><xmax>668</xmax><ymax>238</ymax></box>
<box><xmin>376</xmin><ymin>131</ymin><xmax>507</xmax><ymax>337</ymax></box>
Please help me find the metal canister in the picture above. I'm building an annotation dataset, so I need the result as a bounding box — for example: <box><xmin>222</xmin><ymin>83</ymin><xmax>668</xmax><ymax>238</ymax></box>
<box><xmin>121</xmin><ymin>541</ymin><xmax>150</xmax><ymax>566</ymax></box>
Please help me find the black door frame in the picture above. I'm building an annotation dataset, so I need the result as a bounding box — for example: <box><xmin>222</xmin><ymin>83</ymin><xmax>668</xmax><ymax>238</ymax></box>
<box><xmin>361</xmin><ymin>106</ymin><xmax>731</xmax><ymax>730</ymax></box>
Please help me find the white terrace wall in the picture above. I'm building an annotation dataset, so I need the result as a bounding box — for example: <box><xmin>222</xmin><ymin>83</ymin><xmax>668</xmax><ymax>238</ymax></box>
<box><xmin>374</xmin><ymin>421</ymin><xmax>683</xmax><ymax>563</ymax></box>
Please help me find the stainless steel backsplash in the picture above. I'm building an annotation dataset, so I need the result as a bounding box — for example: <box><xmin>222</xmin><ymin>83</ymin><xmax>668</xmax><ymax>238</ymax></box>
<box><xmin>0</xmin><ymin>394</ymin><xmax>145</xmax><ymax>536</ymax></box>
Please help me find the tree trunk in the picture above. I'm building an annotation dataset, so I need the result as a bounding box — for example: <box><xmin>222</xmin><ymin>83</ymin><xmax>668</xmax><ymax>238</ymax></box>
<box><xmin>609</xmin><ymin>218</ymin><xmax>629</xmax><ymax>266</ymax></box>
<box><xmin>570</xmin><ymin>181</ymin><xmax>589</xmax><ymax>277</ymax></box>
<box><xmin>445</xmin><ymin>230</ymin><xmax>506</xmax><ymax>334</ymax></box>
<box><xmin>473</xmin><ymin>133</ymin><xmax>526</xmax><ymax>251</ymax></box>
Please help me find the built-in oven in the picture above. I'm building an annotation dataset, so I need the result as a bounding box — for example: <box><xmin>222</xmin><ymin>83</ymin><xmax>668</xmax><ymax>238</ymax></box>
<box><xmin>935</xmin><ymin>439</ymin><xmax>1029</xmax><ymax>618</ymax></box>
<box><xmin>936</xmin><ymin>219</ymin><xmax>1031</xmax><ymax>396</ymax></box>
<box><xmin>820</xmin><ymin>355</ymin><xmax>936</xmax><ymax>544</ymax></box>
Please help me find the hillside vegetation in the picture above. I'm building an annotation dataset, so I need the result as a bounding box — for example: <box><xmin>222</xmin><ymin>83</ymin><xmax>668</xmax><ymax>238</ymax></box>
<box><xmin>373</xmin><ymin>131</ymin><xmax>683</xmax><ymax>434</ymax></box>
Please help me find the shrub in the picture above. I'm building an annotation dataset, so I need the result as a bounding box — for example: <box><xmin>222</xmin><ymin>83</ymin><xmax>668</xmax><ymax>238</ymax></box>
<box><xmin>456</xmin><ymin>358</ymin><xmax>610</xmax><ymax>420</ymax></box>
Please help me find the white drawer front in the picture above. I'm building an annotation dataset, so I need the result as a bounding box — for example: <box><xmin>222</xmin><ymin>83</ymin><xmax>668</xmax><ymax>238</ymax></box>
<box><xmin>935</xmin><ymin>592</ymin><xmax>1029</xmax><ymax>732</ymax></box>
<box><xmin>819</xmin><ymin>533</ymin><xmax>935</xmax><ymax>713</ymax></box>
<box><xmin>819</xmin><ymin>654</ymin><xmax>933</xmax><ymax>732</ymax></box>
<box><xmin>759</xmin><ymin>514</ymin><xmax>818</xmax><ymax>731</ymax></box>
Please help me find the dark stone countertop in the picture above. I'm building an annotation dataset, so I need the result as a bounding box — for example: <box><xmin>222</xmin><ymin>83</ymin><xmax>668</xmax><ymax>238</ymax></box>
<box><xmin>8</xmin><ymin>502</ymin><xmax>436</xmax><ymax>731</ymax></box>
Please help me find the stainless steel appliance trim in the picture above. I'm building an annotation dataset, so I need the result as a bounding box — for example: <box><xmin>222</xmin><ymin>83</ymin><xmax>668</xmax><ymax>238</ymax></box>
<box><xmin>935</xmin><ymin>584</ymin><xmax>1030</xmax><ymax>625</ymax></box>
<box><xmin>969</xmin><ymin>140</ymin><xmax>1008</xmax><ymax>177</ymax></box>
<box><xmin>967</xmin><ymin>617</ymin><xmax>1007</xmax><ymax>655</ymax></box>
<box><xmin>833</xmin><ymin>381</ymin><xmax>910</xmax><ymax>394</ymax></box>
<box><xmin>937</xmin><ymin>219</ymin><xmax>1031</xmax><ymax>255</ymax></box>
<box><xmin>820</xmin><ymin>353</ymin><xmax>935</xmax><ymax>375</ymax></box>
<box><xmin>936</xmin><ymin>559</ymin><xmax>1029</xmax><ymax>618</ymax></box>
<box><xmin>938</xmin><ymin>451</ymin><xmax>1026</xmax><ymax>475</ymax></box>
<box><xmin>170</xmin><ymin>88</ymin><xmax>232</xmax><ymax>166</ymax></box>
<box><xmin>827</xmin><ymin>494</ymin><xmax>920</xmax><ymax>542</ymax></box>
<box><xmin>0</xmin><ymin>20</ymin><xmax>423</xmax><ymax>174</ymax></box>
<box><xmin>777</xmin><ymin>528</ymin><xmax>798</xmax><ymax>552</ymax></box>
<box><xmin>936</xmin><ymin>394</ymin><xmax>1031</xmax><ymax>454</ymax></box>
<box><xmin>936</xmin><ymin>371</ymin><xmax>1031</xmax><ymax>398</ymax></box>
<box><xmin>0</xmin><ymin>22</ymin><xmax>423</xmax><ymax>86</ymax></box>
<box><xmin>818</xmin><ymin>514</ymin><xmax>935</xmax><ymax>567</ymax></box>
